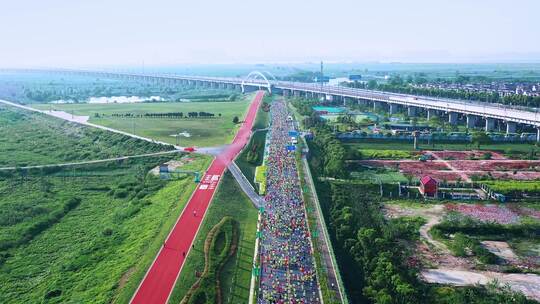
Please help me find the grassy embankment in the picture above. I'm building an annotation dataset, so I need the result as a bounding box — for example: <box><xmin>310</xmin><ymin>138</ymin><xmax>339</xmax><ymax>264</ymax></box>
<box><xmin>0</xmin><ymin>146</ymin><xmax>211</xmax><ymax>302</ymax></box>
<box><xmin>168</xmin><ymin>172</ymin><xmax>258</xmax><ymax>304</ymax></box>
<box><xmin>33</xmin><ymin>97</ymin><xmax>253</xmax><ymax>147</ymax></box>
<box><xmin>0</xmin><ymin>105</ymin><xmax>171</xmax><ymax>167</ymax></box>
<box><xmin>0</xmin><ymin>103</ymin><xmax>213</xmax><ymax>303</ymax></box>
<box><xmin>236</xmin><ymin>131</ymin><xmax>267</xmax><ymax>189</ymax></box>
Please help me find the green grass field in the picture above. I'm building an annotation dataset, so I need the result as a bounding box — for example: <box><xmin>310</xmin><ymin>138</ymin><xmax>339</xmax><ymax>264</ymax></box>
<box><xmin>350</xmin><ymin>169</ymin><xmax>409</xmax><ymax>183</ymax></box>
<box><xmin>0</xmin><ymin>154</ymin><xmax>212</xmax><ymax>304</ymax></box>
<box><xmin>251</xmin><ymin>95</ymin><xmax>271</xmax><ymax>130</ymax></box>
<box><xmin>33</xmin><ymin>98</ymin><xmax>253</xmax><ymax>147</ymax></box>
<box><xmin>0</xmin><ymin>105</ymin><xmax>172</xmax><ymax>167</ymax></box>
<box><xmin>168</xmin><ymin>171</ymin><xmax>258</xmax><ymax>304</ymax></box>
<box><xmin>236</xmin><ymin>130</ymin><xmax>267</xmax><ymax>188</ymax></box>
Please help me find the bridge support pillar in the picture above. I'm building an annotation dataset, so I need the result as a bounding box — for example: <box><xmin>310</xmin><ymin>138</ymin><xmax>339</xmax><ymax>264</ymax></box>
<box><xmin>537</xmin><ymin>128</ymin><xmax>540</xmax><ymax>142</ymax></box>
<box><xmin>325</xmin><ymin>94</ymin><xmax>333</xmax><ymax>101</ymax></box>
<box><xmin>389</xmin><ymin>103</ymin><xmax>399</xmax><ymax>115</ymax></box>
<box><xmin>407</xmin><ymin>106</ymin><xmax>417</xmax><ymax>117</ymax></box>
<box><xmin>485</xmin><ymin>118</ymin><xmax>496</xmax><ymax>132</ymax></box>
<box><xmin>235</xmin><ymin>84</ymin><xmax>241</xmax><ymax>92</ymax></box>
<box><xmin>466</xmin><ymin>115</ymin><xmax>478</xmax><ymax>129</ymax></box>
<box><xmin>343</xmin><ymin>97</ymin><xmax>353</xmax><ymax>106</ymax></box>
<box><xmin>227</xmin><ymin>84</ymin><xmax>234</xmax><ymax>90</ymax></box>
<box><xmin>373</xmin><ymin>101</ymin><xmax>383</xmax><ymax>111</ymax></box>
<box><xmin>506</xmin><ymin>122</ymin><xmax>517</xmax><ymax>134</ymax></box>
<box><xmin>283</xmin><ymin>89</ymin><xmax>289</xmax><ymax>97</ymax></box>
<box><xmin>427</xmin><ymin>109</ymin><xmax>436</xmax><ymax>120</ymax></box>
<box><xmin>293</xmin><ymin>90</ymin><xmax>300</xmax><ymax>97</ymax></box>
<box><xmin>448</xmin><ymin>112</ymin><xmax>458</xmax><ymax>125</ymax></box>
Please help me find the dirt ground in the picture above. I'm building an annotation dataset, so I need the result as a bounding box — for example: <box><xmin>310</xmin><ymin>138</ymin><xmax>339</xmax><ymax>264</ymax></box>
<box><xmin>428</xmin><ymin>150</ymin><xmax>506</xmax><ymax>160</ymax></box>
<box><xmin>422</xmin><ymin>269</ymin><xmax>540</xmax><ymax>301</ymax></box>
<box><xmin>149</xmin><ymin>157</ymin><xmax>196</xmax><ymax>175</ymax></box>
<box><xmin>481</xmin><ymin>241</ymin><xmax>519</xmax><ymax>262</ymax></box>
<box><xmin>384</xmin><ymin>203</ymin><xmax>540</xmax><ymax>301</ymax></box>
<box><xmin>45</xmin><ymin>110</ymin><xmax>90</xmax><ymax>123</ymax></box>
<box><xmin>385</xmin><ymin>204</ymin><xmax>475</xmax><ymax>269</ymax></box>
<box><xmin>359</xmin><ymin>158</ymin><xmax>540</xmax><ymax>181</ymax></box>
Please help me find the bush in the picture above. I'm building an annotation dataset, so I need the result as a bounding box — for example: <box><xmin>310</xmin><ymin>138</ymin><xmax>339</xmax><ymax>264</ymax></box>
<box><xmin>181</xmin><ymin>217</ymin><xmax>239</xmax><ymax>304</ymax></box>
<box><xmin>102</xmin><ymin>228</ymin><xmax>114</xmax><ymax>236</ymax></box>
<box><xmin>44</xmin><ymin>289</ymin><xmax>62</xmax><ymax>300</ymax></box>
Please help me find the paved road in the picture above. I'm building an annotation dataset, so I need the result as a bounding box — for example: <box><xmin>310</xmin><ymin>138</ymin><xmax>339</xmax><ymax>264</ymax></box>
<box><xmin>257</xmin><ymin>99</ymin><xmax>321</xmax><ymax>303</ymax></box>
<box><xmin>130</xmin><ymin>91</ymin><xmax>264</xmax><ymax>304</ymax></box>
<box><xmin>228</xmin><ymin>161</ymin><xmax>264</xmax><ymax>208</ymax></box>
<box><xmin>301</xmin><ymin>155</ymin><xmax>347</xmax><ymax>303</ymax></box>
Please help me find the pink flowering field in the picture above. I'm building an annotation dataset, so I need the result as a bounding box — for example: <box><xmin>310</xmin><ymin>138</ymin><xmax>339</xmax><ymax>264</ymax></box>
<box><xmin>445</xmin><ymin>204</ymin><xmax>520</xmax><ymax>224</ymax></box>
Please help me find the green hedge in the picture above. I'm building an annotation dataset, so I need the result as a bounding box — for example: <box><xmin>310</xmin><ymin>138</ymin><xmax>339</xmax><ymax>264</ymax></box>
<box><xmin>181</xmin><ymin>216</ymin><xmax>239</xmax><ymax>304</ymax></box>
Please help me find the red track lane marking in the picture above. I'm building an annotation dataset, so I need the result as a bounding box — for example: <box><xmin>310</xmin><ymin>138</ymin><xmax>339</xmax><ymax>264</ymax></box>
<box><xmin>130</xmin><ymin>91</ymin><xmax>264</xmax><ymax>304</ymax></box>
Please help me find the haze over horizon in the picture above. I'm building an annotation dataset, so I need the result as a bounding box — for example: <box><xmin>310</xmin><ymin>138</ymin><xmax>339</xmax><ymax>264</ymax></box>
<box><xmin>1</xmin><ymin>0</ymin><xmax>539</xmax><ymax>68</ymax></box>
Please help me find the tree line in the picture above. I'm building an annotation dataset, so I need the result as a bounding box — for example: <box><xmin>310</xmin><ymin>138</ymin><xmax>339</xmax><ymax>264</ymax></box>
<box><xmin>347</xmin><ymin>79</ymin><xmax>540</xmax><ymax>108</ymax></box>
<box><xmin>315</xmin><ymin>180</ymin><xmax>533</xmax><ymax>304</ymax></box>
<box><xmin>103</xmin><ymin>112</ymin><xmax>220</xmax><ymax>119</ymax></box>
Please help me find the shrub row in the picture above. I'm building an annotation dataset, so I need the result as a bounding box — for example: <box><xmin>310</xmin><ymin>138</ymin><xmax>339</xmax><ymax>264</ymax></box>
<box><xmin>181</xmin><ymin>216</ymin><xmax>239</xmax><ymax>304</ymax></box>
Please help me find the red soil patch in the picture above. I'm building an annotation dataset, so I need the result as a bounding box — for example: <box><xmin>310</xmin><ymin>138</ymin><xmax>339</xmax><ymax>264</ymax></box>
<box><xmin>446</xmin><ymin>203</ymin><xmax>520</xmax><ymax>224</ymax></box>
<box><xmin>429</xmin><ymin>150</ymin><xmax>506</xmax><ymax>160</ymax></box>
<box><xmin>449</xmin><ymin>160</ymin><xmax>540</xmax><ymax>172</ymax></box>
<box><xmin>358</xmin><ymin>158</ymin><xmax>540</xmax><ymax>182</ymax></box>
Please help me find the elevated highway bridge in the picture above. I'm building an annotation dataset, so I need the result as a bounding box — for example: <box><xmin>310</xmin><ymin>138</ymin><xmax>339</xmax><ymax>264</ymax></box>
<box><xmin>3</xmin><ymin>68</ymin><xmax>540</xmax><ymax>140</ymax></box>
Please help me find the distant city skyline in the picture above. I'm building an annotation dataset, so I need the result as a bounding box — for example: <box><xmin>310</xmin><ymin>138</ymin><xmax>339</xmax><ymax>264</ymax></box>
<box><xmin>1</xmin><ymin>0</ymin><xmax>539</xmax><ymax>67</ymax></box>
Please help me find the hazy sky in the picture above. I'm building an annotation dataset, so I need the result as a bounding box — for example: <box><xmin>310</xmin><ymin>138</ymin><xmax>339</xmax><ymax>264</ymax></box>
<box><xmin>1</xmin><ymin>0</ymin><xmax>539</xmax><ymax>67</ymax></box>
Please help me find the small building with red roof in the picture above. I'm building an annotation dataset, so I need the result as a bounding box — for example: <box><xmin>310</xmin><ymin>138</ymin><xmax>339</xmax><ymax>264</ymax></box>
<box><xmin>420</xmin><ymin>175</ymin><xmax>438</xmax><ymax>197</ymax></box>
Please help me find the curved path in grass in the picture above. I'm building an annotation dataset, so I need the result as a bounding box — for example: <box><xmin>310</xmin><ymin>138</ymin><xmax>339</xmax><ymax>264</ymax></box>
<box><xmin>129</xmin><ymin>91</ymin><xmax>264</xmax><ymax>304</ymax></box>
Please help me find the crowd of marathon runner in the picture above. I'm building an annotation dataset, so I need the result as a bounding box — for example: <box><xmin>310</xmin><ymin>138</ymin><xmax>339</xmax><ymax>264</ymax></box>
<box><xmin>257</xmin><ymin>99</ymin><xmax>321</xmax><ymax>304</ymax></box>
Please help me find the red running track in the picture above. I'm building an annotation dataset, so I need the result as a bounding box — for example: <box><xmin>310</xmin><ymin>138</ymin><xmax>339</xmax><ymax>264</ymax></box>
<box><xmin>130</xmin><ymin>91</ymin><xmax>264</xmax><ymax>304</ymax></box>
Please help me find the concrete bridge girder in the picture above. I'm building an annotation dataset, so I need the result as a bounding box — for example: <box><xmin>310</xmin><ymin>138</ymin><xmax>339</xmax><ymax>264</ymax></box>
<box><xmin>14</xmin><ymin>68</ymin><xmax>540</xmax><ymax>142</ymax></box>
